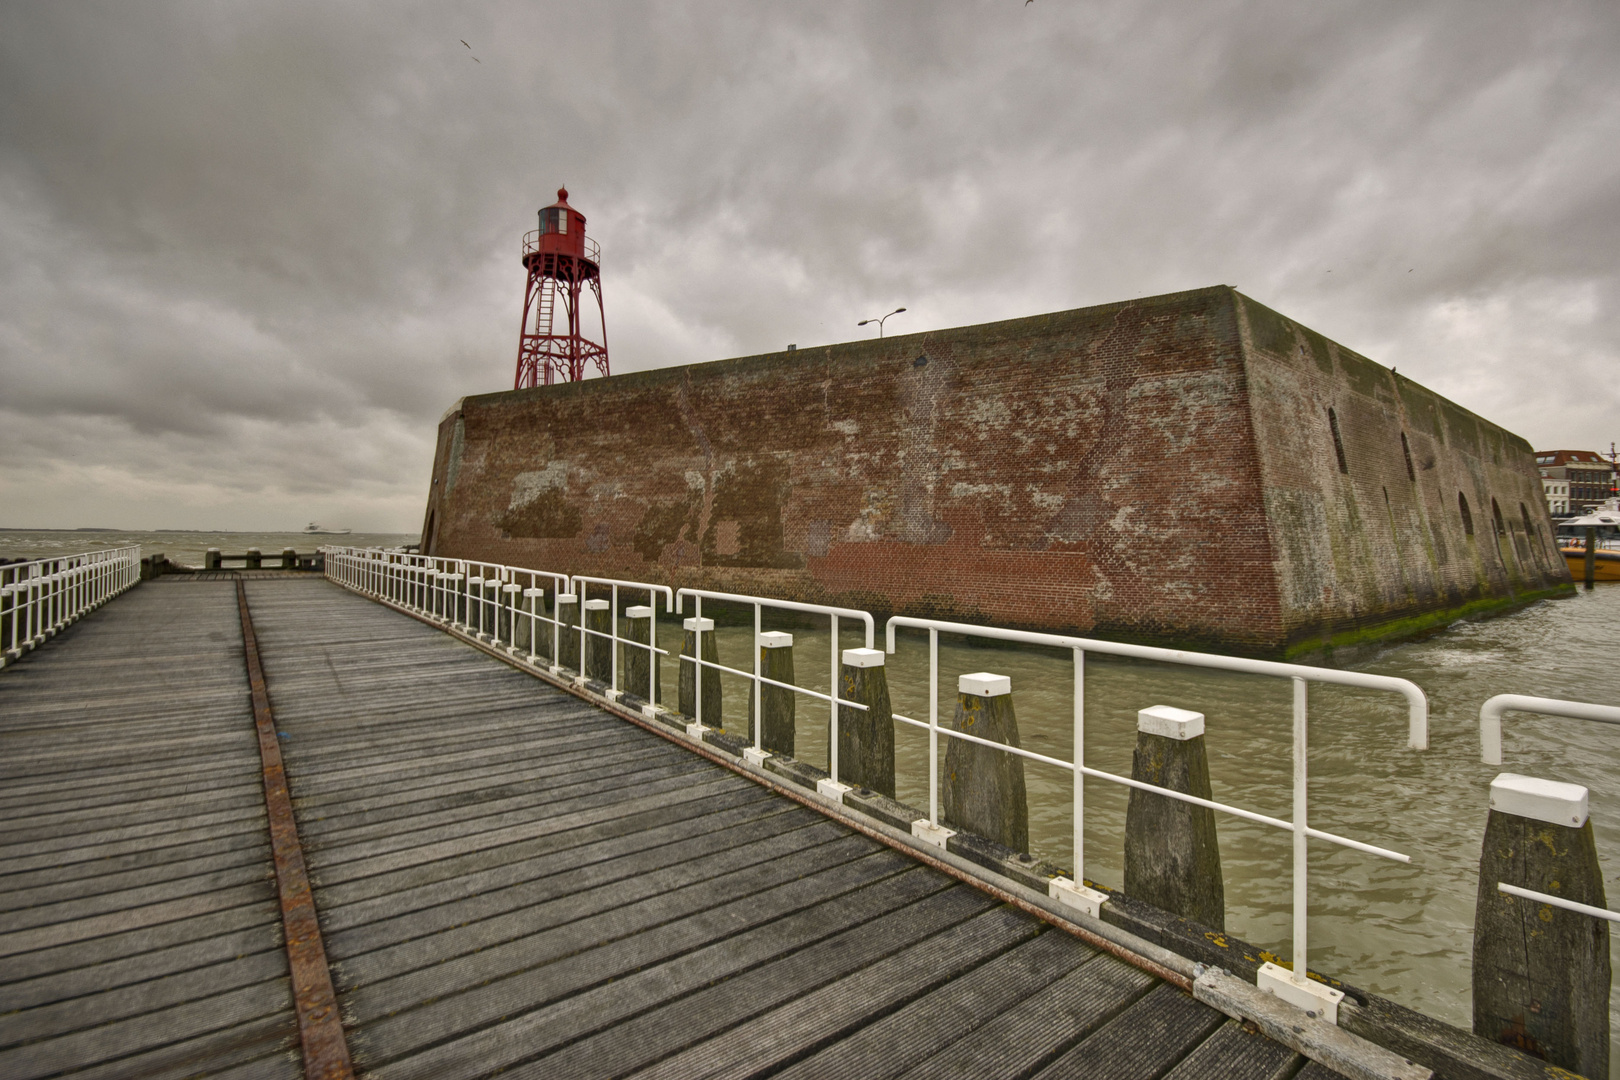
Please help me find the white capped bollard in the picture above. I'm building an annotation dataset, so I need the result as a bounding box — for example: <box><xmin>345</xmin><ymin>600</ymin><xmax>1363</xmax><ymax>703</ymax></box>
<box><xmin>746</xmin><ymin>632</ymin><xmax>795</xmax><ymax>763</ymax></box>
<box><xmin>836</xmin><ymin>647</ymin><xmax>894</xmax><ymax>798</ymax></box>
<box><xmin>1472</xmin><ymin>773</ymin><xmax>1608</xmax><ymax>1075</ymax></box>
<box><xmin>554</xmin><ymin>593</ymin><xmax>579</xmax><ymax>671</ymax></box>
<box><xmin>943</xmin><ymin>672</ymin><xmax>1028</xmax><ymax>853</ymax></box>
<box><xmin>1124</xmin><ymin>705</ymin><xmax>1225</xmax><ymax>931</ymax></box>
<box><xmin>680</xmin><ymin>617</ymin><xmax>720</xmax><ymax>737</ymax></box>
<box><xmin>623</xmin><ymin>605</ymin><xmax>659</xmax><ymax>710</ymax></box>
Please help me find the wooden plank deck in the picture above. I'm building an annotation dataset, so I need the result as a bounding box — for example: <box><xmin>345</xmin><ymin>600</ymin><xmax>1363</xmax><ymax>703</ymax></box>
<box><xmin>0</xmin><ymin>575</ymin><xmax>1345</xmax><ymax>1079</ymax></box>
<box><xmin>0</xmin><ymin>580</ymin><xmax>300</xmax><ymax>1079</ymax></box>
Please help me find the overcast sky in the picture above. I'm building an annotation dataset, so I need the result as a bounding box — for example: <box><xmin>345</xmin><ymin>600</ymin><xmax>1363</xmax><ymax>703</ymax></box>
<box><xmin>2</xmin><ymin>1</ymin><xmax>1616</xmax><ymax>532</ymax></box>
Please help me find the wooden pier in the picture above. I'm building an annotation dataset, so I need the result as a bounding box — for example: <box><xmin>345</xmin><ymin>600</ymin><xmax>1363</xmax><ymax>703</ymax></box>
<box><xmin>1</xmin><ymin>575</ymin><xmax>1374</xmax><ymax>1078</ymax></box>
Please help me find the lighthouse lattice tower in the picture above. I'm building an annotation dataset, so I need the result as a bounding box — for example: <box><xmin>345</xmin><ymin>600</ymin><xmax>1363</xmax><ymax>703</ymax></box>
<box><xmin>514</xmin><ymin>188</ymin><xmax>609</xmax><ymax>388</ymax></box>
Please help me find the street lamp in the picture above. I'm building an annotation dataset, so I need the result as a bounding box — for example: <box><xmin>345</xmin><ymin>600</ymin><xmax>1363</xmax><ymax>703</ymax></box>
<box><xmin>858</xmin><ymin>308</ymin><xmax>907</xmax><ymax>337</ymax></box>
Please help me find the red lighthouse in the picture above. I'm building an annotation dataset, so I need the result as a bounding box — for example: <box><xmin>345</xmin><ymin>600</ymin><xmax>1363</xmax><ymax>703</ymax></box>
<box><xmin>513</xmin><ymin>188</ymin><xmax>609</xmax><ymax>388</ymax></box>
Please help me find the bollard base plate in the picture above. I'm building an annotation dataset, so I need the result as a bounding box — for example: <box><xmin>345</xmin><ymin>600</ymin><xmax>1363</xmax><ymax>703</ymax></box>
<box><xmin>1049</xmin><ymin>877</ymin><xmax>1108</xmax><ymax>918</ymax></box>
<box><xmin>816</xmin><ymin>778</ymin><xmax>851</xmax><ymax>803</ymax></box>
<box><xmin>1256</xmin><ymin>961</ymin><xmax>1343</xmax><ymax>1025</ymax></box>
<box><xmin>603</xmin><ymin>689</ymin><xmax>622</xmax><ymax>703</ymax></box>
<box><xmin>684</xmin><ymin>722</ymin><xmax>710</xmax><ymax>741</ymax></box>
<box><xmin>641</xmin><ymin>703</ymin><xmax>660</xmax><ymax>719</ymax></box>
<box><xmin>743</xmin><ymin>747</ymin><xmax>770</xmax><ymax>768</ymax></box>
<box><xmin>911</xmin><ymin>819</ymin><xmax>956</xmax><ymax>849</ymax></box>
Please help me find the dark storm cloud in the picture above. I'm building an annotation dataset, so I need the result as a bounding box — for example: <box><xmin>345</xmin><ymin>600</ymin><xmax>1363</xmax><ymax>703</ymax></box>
<box><xmin>1</xmin><ymin>1</ymin><xmax>1616</xmax><ymax>529</ymax></box>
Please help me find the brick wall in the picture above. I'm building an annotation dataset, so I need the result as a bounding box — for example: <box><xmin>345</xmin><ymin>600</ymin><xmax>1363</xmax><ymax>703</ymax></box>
<box><xmin>420</xmin><ymin>286</ymin><xmax>1570</xmax><ymax>657</ymax></box>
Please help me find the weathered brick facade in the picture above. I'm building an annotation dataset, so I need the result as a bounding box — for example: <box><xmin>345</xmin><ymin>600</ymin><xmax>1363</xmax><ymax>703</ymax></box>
<box><xmin>420</xmin><ymin>286</ymin><xmax>1571</xmax><ymax>657</ymax></box>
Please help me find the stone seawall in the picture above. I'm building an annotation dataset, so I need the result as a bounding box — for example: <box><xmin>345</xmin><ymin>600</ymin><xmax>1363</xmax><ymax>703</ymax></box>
<box><xmin>420</xmin><ymin>285</ymin><xmax>1571</xmax><ymax>657</ymax></box>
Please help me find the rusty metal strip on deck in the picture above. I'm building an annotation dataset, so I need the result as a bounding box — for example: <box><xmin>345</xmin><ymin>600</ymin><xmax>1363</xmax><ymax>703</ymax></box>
<box><xmin>236</xmin><ymin>579</ymin><xmax>354</xmax><ymax>1080</ymax></box>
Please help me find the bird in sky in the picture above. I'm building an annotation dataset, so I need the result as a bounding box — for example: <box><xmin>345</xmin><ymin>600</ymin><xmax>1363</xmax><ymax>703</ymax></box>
<box><xmin>461</xmin><ymin>39</ymin><xmax>481</xmax><ymax>62</ymax></box>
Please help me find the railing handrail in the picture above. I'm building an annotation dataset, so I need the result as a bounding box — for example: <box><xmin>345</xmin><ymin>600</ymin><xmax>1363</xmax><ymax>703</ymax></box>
<box><xmin>676</xmin><ymin>588</ymin><xmax>875</xmax><ymax>649</ymax></box>
<box><xmin>1479</xmin><ymin>693</ymin><xmax>1620</xmax><ymax>765</ymax></box>
<box><xmin>1</xmin><ymin>545</ymin><xmax>142</xmax><ymax>668</ymax></box>
<box><xmin>885</xmin><ymin>615</ymin><xmax>1429</xmax><ymax>750</ymax></box>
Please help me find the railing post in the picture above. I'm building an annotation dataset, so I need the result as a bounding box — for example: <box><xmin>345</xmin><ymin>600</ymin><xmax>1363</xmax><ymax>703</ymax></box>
<box><xmin>1257</xmin><ymin>677</ymin><xmax>1345</xmax><ymax>1022</ymax></box>
<box><xmin>943</xmin><ymin>672</ymin><xmax>1028</xmax><ymax>853</ymax></box>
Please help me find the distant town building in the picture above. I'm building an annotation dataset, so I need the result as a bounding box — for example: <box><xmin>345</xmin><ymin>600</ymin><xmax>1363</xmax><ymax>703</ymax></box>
<box><xmin>1535</xmin><ymin>449</ymin><xmax>1616</xmax><ymax>515</ymax></box>
<box><xmin>1542</xmin><ymin>477</ymin><xmax>1570</xmax><ymax>516</ymax></box>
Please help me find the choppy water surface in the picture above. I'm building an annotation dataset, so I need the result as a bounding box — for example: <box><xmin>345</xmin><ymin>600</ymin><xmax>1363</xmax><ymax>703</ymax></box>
<box><xmin>653</xmin><ymin>588</ymin><xmax>1620</xmax><ymax>1047</ymax></box>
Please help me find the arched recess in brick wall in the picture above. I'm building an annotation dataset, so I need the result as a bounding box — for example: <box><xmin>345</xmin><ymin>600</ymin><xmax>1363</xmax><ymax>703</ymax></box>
<box><xmin>1459</xmin><ymin>492</ymin><xmax>1474</xmax><ymax>536</ymax></box>
<box><xmin>1490</xmin><ymin>497</ymin><xmax>1518</xmax><ymax>575</ymax></box>
<box><xmin>1327</xmin><ymin>408</ymin><xmax>1348</xmax><ymax>474</ymax></box>
<box><xmin>1400</xmin><ymin>432</ymin><xmax>1416</xmax><ymax>482</ymax></box>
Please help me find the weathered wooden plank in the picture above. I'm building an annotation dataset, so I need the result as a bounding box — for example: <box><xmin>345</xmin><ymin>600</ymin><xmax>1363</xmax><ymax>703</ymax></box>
<box><xmin>338</xmin><ymin>840</ymin><xmax>902</xmax><ymax>1017</ymax></box>
<box><xmin>623</xmin><ymin>904</ymin><xmax>1041</xmax><ymax>1080</ymax></box>
<box><xmin>312</xmin><ymin>784</ymin><xmax>780</xmax><ymax>912</ymax></box>
<box><xmin>0</xmin><ymin>923</ymin><xmax>284</xmax><ymax>1013</ymax></box>
<box><xmin>2</xmin><ymin>901</ymin><xmax>283</xmax><ymax>983</ymax></box>
<box><xmin>0</xmin><ymin>948</ymin><xmax>288</xmax><ymax>1045</ymax></box>
<box><xmin>0</xmin><ymin>852</ymin><xmax>272</xmax><ymax>924</ymax></box>
<box><xmin>773</xmin><ymin>930</ymin><xmax>1101</xmax><ymax>1080</ymax></box>
<box><xmin>0</xmin><ymin>882</ymin><xmax>278</xmax><ymax>955</ymax></box>
<box><xmin>0</xmin><ymin>582</ymin><xmax>300</xmax><ymax>1078</ymax></box>
<box><xmin>1031</xmin><ymin>982</ymin><xmax>1226</xmax><ymax>1079</ymax></box>
<box><xmin>389</xmin><ymin>870</ymin><xmax>981</xmax><ymax>1080</ymax></box>
<box><xmin>896</xmin><ymin>954</ymin><xmax>1156</xmax><ymax>1080</ymax></box>
<box><xmin>1161</xmin><ymin>1019</ymin><xmax>1302</xmax><ymax>1080</ymax></box>
<box><xmin>1295</xmin><ymin>1062</ymin><xmax>1356</xmax><ymax>1080</ymax></box>
<box><xmin>322</xmin><ymin>801</ymin><xmax>815</xmax><ymax>955</ymax></box>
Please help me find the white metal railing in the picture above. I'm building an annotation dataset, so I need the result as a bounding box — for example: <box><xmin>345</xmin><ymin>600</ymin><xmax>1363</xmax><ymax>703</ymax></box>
<box><xmin>324</xmin><ymin>547</ymin><xmax>1442</xmax><ymax>995</ymax></box>
<box><xmin>1479</xmin><ymin>694</ymin><xmax>1620</xmax><ymax>923</ymax></box>
<box><xmin>572</xmin><ymin>575</ymin><xmax>676</xmax><ymax>700</ymax></box>
<box><xmin>672</xmin><ymin>588</ymin><xmax>874</xmax><ymax>776</ymax></box>
<box><xmin>0</xmin><ymin>546</ymin><xmax>142</xmax><ymax>667</ymax></box>
<box><xmin>883</xmin><ymin>615</ymin><xmax>1426</xmax><ymax>997</ymax></box>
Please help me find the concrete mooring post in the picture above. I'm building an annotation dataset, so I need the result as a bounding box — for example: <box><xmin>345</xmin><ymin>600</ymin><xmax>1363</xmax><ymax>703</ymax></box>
<box><xmin>205</xmin><ymin>548</ymin><xmax>222</xmax><ymax>570</ymax></box>
<box><xmin>554</xmin><ymin>592</ymin><xmax>579</xmax><ymax>670</ymax></box>
<box><xmin>1123</xmin><ymin>705</ymin><xmax>1224</xmax><ymax>930</ymax></box>
<box><xmin>583</xmin><ymin>599</ymin><xmax>612</xmax><ymax>682</ymax></box>
<box><xmin>943</xmin><ymin>672</ymin><xmax>1028</xmax><ymax>853</ymax></box>
<box><xmin>245</xmin><ymin>548</ymin><xmax>262</xmax><ymax>570</ymax></box>
<box><xmin>838</xmin><ymin>647</ymin><xmax>894</xmax><ymax>798</ymax></box>
<box><xmin>746</xmin><ymin>631</ymin><xmax>795</xmax><ymax>755</ymax></box>
<box><xmin>511</xmin><ymin>587</ymin><xmax>537</xmax><ymax>653</ymax></box>
<box><xmin>1472</xmin><ymin>773</ymin><xmax>1609</xmax><ymax>1078</ymax></box>
<box><xmin>444</xmin><ymin>572</ymin><xmax>465</xmax><ymax>626</ymax></box>
<box><xmin>280</xmin><ymin>548</ymin><xmax>297</xmax><ymax>570</ymax></box>
<box><xmin>622</xmin><ymin>606</ymin><xmax>660</xmax><ymax>704</ymax></box>
<box><xmin>679</xmin><ymin>617</ymin><xmax>721</xmax><ymax>729</ymax></box>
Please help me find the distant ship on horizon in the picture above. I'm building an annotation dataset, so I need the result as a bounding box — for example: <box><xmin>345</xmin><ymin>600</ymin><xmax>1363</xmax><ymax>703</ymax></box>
<box><xmin>301</xmin><ymin>522</ymin><xmax>351</xmax><ymax>535</ymax></box>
